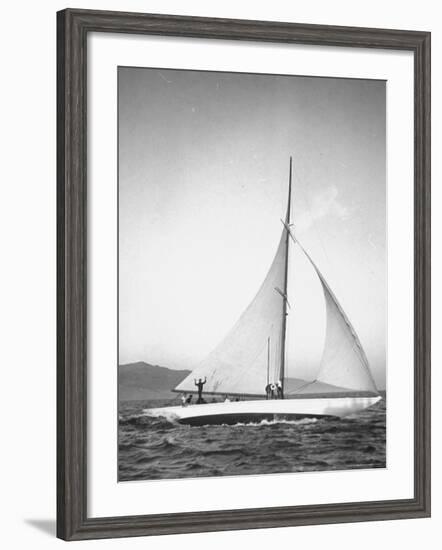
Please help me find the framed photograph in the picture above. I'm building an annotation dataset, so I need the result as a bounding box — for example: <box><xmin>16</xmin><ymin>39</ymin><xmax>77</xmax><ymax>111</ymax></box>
<box><xmin>57</xmin><ymin>8</ymin><xmax>431</xmax><ymax>541</ymax></box>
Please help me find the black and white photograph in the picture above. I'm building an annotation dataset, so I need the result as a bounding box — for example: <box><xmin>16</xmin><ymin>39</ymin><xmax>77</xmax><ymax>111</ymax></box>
<box><xmin>0</xmin><ymin>0</ymin><xmax>435</xmax><ymax>546</ymax></box>
<box><xmin>118</xmin><ymin>67</ymin><xmax>386</xmax><ymax>482</ymax></box>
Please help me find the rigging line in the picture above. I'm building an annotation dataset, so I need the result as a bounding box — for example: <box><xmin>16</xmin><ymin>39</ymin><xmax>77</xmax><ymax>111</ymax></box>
<box><xmin>291</xmin><ymin>159</ymin><xmax>333</xmax><ymax>271</ymax></box>
<box><xmin>266</xmin><ymin>322</ymin><xmax>275</xmax><ymax>386</ymax></box>
<box><xmin>292</xmin><ymin>158</ymin><xmax>379</xmax><ymax>364</ymax></box>
<box><xmin>275</xmin><ymin>331</ymin><xmax>282</xmax><ymax>382</ymax></box>
<box><xmin>274</xmin><ymin>322</ymin><xmax>280</xmax><ymax>380</ymax></box>
<box><xmin>227</xmin><ymin>327</ymin><xmax>277</xmax><ymax>391</ymax></box>
<box><xmin>284</xmin><ymin>314</ymin><xmax>290</xmax><ymax>382</ymax></box>
<box><xmin>267</xmin><ymin>336</ymin><xmax>270</xmax><ymax>386</ymax></box>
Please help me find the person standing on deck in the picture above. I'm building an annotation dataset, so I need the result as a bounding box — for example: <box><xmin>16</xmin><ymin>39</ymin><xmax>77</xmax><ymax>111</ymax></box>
<box><xmin>277</xmin><ymin>380</ymin><xmax>283</xmax><ymax>399</ymax></box>
<box><xmin>266</xmin><ymin>383</ymin><xmax>276</xmax><ymax>399</ymax></box>
<box><xmin>194</xmin><ymin>377</ymin><xmax>207</xmax><ymax>404</ymax></box>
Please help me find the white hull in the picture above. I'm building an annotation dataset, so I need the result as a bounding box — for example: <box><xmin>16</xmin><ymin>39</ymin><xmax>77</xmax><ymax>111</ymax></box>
<box><xmin>143</xmin><ymin>396</ymin><xmax>382</xmax><ymax>426</ymax></box>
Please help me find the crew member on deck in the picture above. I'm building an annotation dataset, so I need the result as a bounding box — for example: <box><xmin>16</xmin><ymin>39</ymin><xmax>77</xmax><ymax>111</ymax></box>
<box><xmin>266</xmin><ymin>383</ymin><xmax>277</xmax><ymax>399</ymax></box>
<box><xmin>265</xmin><ymin>383</ymin><xmax>272</xmax><ymax>400</ymax></box>
<box><xmin>277</xmin><ymin>379</ymin><xmax>283</xmax><ymax>399</ymax></box>
<box><xmin>181</xmin><ymin>394</ymin><xmax>193</xmax><ymax>406</ymax></box>
<box><xmin>194</xmin><ymin>377</ymin><xmax>207</xmax><ymax>404</ymax></box>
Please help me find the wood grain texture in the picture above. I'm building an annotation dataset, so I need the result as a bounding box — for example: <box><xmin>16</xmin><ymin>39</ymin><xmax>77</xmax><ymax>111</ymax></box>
<box><xmin>56</xmin><ymin>8</ymin><xmax>431</xmax><ymax>541</ymax></box>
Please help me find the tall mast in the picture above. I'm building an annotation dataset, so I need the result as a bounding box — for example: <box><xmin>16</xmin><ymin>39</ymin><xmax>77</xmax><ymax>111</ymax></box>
<box><xmin>279</xmin><ymin>156</ymin><xmax>292</xmax><ymax>397</ymax></box>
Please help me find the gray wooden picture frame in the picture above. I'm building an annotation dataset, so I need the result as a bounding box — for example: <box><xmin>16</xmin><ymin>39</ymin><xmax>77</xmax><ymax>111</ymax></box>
<box><xmin>57</xmin><ymin>8</ymin><xmax>431</xmax><ymax>541</ymax></box>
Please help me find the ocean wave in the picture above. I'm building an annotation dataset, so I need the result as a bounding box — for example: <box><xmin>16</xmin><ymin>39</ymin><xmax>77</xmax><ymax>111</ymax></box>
<box><xmin>214</xmin><ymin>417</ymin><xmax>320</xmax><ymax>428</ymax></box>
<box><xmin>118</xmin><ymin>400</ymin><xmax>386</xmax><ymax>482</ymax></box>
<box><xmin>120</xmin><ymin>414</ymin><xmax>177</xmax><ymax>429</ymax></box>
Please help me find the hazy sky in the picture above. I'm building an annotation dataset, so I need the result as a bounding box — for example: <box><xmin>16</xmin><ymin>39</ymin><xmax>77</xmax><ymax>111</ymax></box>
<box><xmin>118</xmin><ymin>67</ymin><xmax>386</xmax><ymax>388</ymax></box>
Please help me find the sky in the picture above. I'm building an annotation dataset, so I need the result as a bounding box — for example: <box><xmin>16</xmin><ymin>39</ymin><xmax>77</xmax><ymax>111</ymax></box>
<box><xmin>118</xmin><ymin>67</ymin><xmax>386</xmax><ymax>389</ymax></box>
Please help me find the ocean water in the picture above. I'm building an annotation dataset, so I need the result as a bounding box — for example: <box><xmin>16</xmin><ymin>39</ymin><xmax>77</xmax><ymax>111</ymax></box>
<box><xmin>118</xmin><ymin>395</ymin><xmax>386</xmax><ymax>481</ymax></box>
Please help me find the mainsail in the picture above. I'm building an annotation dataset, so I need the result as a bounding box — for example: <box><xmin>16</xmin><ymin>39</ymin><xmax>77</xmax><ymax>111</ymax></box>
<box><xmin>174</xmin><ymin>229</ymin><xmax>288</xmax><ymax>396</ymax></box>
<box><xmin>174</xmin><ymin>158</ymin><xmax>379</xmax><ymax>398</ymax></box>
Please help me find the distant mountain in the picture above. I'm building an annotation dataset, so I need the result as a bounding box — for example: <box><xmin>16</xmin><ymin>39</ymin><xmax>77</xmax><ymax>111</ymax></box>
<box><xmin>118</xmin><ymin>362</ymin><xmax>191</xmax><ymax>402</ymax></box>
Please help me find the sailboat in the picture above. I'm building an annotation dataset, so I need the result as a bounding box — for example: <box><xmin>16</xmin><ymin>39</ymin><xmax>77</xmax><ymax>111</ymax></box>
<box><xmin>144</xmin><ymin>158</ymin><xmax>382</xmax><ymax>425</ymax></box>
